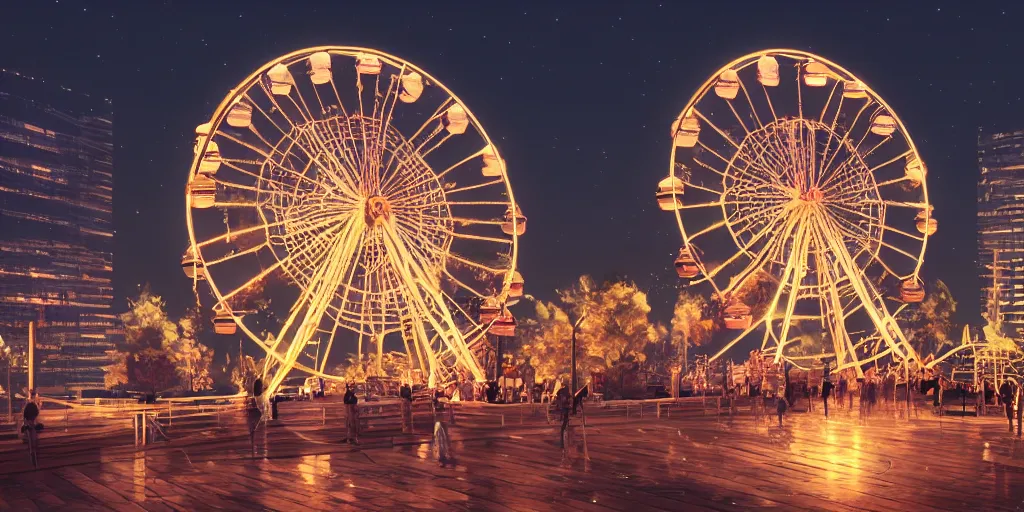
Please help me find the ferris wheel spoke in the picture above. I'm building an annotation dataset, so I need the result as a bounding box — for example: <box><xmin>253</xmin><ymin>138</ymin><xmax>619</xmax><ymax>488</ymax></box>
<box><xmin>379</xmin><ymin>97</ymin><xmax>452</xmax><ymax>174</ymax></box>
<box><xmin>450</xmin><ymin>231</ymin><xmax>513</xmax><ymax>245</ymax></box>
<box><xmin>696</xmin><ymin>204</ymin><xmax>790</xmax><ymax>287</ymax></box>
<box><xmin>741</xmin><ymin>136</ymin><xmax>790</xmax><ymax>183</ymax></box>
<box><xmin>692</xmin><ymin>109</ymin><xmax>742</xmax><ymax>151</ymax></box>
<box><xmin>813</xmin><ymin>214</ymin><xmax>917</xmax><ymax>362</ymax></box>
<box><xmin>379</xmin><ymin>222</ymin><xmax>484</xmax><ymax>384</ymax></box>
<box><xmin>737</xmin><ymin>80</ymin><xmax>765</xmax><ymax>130</ymax></box>
<box><xmin>817</xmin><ymin>81</ymin><xmax>842</xmax><ymax>124</ymax></box>
<box><xmin>867</xmin><ymin>149</ymin><xmax>914</xmax><ymax>175</ymax></box>
<box><xmin>726</xmin><ymin>101</ymin><xmax>753</xmax><ymax>138</ymax></box>
<box><xmin>204</xmin><ymin>242</ymin><xmax>270</xmax><ymax>268</ymax></box>
<box><xmin>883</xmin><ymin>224</ymin><xmax>925</xmax><ymax>243</ymax></box>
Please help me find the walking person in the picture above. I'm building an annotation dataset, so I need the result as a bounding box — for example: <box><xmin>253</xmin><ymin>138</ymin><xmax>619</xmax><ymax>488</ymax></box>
<box><xmin>999</xmin><ymin>380</ymin><xmax>1015</xmax><ymax>433</ymax></box>
<box><xmin>21</xmin><ymin>398</ymin><xmax>43</xmax><ymax>468</ymax></box>
<box><xmin>399</xmin><ymin>382</ymin><xmax>413</xmax><ymax>433</ymax></box>
<box><xmin>776</xmin><ymin>387</ymin><xmax>790</xmax><ymax>427</ymax></box>
<box><xmin>246</xmin><ymin>378</ymin><xmax>263</xmax><ymax>456</ymax></box>
<box><xmin>821</xmin><ymin>377</ymin><xmax>834</xmax><ymax>419</ymax></box>
<box><xmin>343</xmin><ymin>384</ymin><xmax>360</xmax><ymax>445</ymax></box>
<box><xmin>556</xmin><ymin>384</ymin><xmax>571</xmax><ymax>449</ymax></box>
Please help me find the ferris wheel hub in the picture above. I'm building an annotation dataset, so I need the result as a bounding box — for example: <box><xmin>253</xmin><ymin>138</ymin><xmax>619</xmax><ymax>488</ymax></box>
<box><xmin>364</xmin><ymin>196</ymin><xmax>392</xmax><ymax>228</ymax></box>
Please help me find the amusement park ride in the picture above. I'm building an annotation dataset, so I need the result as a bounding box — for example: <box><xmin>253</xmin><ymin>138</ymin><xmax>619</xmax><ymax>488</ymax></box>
<box><xmin>659</xmin><ymin>49</ymin><xmax>948</xmax><ymax>380</ymax></box>
<box><xmin>182</xmin><ymin>47</ymin><xmax>525</xmax><ymax>395</ymax></box>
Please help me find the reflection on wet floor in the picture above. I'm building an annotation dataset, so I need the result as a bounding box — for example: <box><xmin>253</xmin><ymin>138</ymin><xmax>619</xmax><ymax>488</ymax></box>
<box><xmin>3</xmin><ymin>407</ymin><xmax>1024</xmax><ymax>510</ymax></box>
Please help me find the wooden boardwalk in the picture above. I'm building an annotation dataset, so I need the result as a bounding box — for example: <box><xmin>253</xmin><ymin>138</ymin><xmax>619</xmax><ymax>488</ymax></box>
<box><xmin>1</xmin><ymin>403</ymin><xmax>1023</xmax><ymax>510</ymax></box>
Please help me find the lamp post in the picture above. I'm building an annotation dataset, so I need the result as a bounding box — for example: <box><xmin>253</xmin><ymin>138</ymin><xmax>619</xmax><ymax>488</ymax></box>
<box><xmin>570</xmin><ymin>312</ymin><xmax>587</xmax><ymax>395</ymax></box>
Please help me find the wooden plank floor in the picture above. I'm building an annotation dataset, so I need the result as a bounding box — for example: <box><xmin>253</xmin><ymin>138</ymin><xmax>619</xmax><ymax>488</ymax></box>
<box><xmin>2</xmin><ymin>403</ymin><xmax>1024</xmax><ymax>511</ymax></box>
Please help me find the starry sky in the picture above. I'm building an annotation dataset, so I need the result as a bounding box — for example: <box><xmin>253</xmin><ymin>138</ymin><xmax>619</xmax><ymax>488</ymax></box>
<box><xmin>4</xmin><ymin>2</ymin><xmax>1023</xmax><ymax>354</ymax></box>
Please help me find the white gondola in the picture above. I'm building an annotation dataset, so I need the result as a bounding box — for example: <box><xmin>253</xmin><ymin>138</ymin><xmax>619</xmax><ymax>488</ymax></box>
<box><xmin>714</xmin><ymin>69</ymin><xmax>740</xmax><ymax>100</ymax></box>
<box><xmin>399</xmin><ymin>72</ymin><xmax>424</xmax><ymax>103</ymax></box>
<box><xmin>189</xmin><ymin>174</ymin><xmax>216</xmax><ymax>209</ymax></box>
<box><xmin>181</xmin><ymin>246</ymin><xmax>205</xmax><ymax>280</ymax></box>
<box><xmin>803</xmin><ymin>61</ymin><xmax>830</xmax><ymax>87</ymax></box>
<box><xmin>355</xmin><ymin>54</ymin><xmax>382</xmax><ymax>75</ymax></box>
<box><xmin>757</xmin><ymin>55</ymin><xmax>780</xmax><ymax>86</ymax></box>
<box><xmin>723</xmin><ymin>302</ymin><xmax>752</xmax><ymax>330</ymax></box>
<box><xmin>674</xmin><ymin>246</ymin><xmax>700</xmax><ymax>279</ymax></box>
<box><xmin>905</xmin><ymin>155</ymin><xmax>926</xmax><ymax>185</ymax></box>
<box><xmin>194</xmin><ymin>123</ymin><xmax>212</xmax><ymax>156</ymax></box>
<box><xmin>842</xmin><ymin>81</ymin><xmax>868</xmax><ymax>99</ymax></box>
<box><xmin>213</xmin><ymin>310</ymin><xmax>237</xmax><ymax>335</ymax></box>
<box><xmin>870</xmin><ymin>114</ymin><xmax>897</xmax><ymax>137</ymax></box>
<box><xmin>489</xmin><ymin>311</ymin><xmax>516</xmax><ymax>337</ymax></box>
<box><xmin>672</xmin><ymin>112</ymin><xmax>700</xmax><ymax>148</ymax></box>
<box><xmin>656</xmin><ymin>175</ymin><xmax>684</xmax><ymax>211</ymax></box>
<box><xmin>444</xmin><ymin>104</ymin><xmax>469</xmax><ymax>135</ymax></box>
<box><xmin>900</xmin><ymin>279</ymin><xmax>925</xmax><ymax>303</ymax></box>
<box><xmin>226</xmin><ymin>98</ymin><xmax>253</xmax><ymax>128</ymax></box>
<box><xmin>479</xmin><ymin>297</ymin><xmax>501</xmax><ymax>324</ymax></box>
<box><xmin>508</xmin><ymin>271</ymin><xmax>524</xmax><ymax>298</ymax></box>
<box><xmin>916</xmin><ymin>209</ymin><xmax>937</xmax><ymax>236</ymax></box>
<box><xmin>198</xmin><ymin>140</ymin><xmax>222</xmax><ymax>175</ymax></box>
<box><xmin>308</xmin><ymin>51</ymin><xmax>332</xmax><ymax>85</ymax></box>
<box><xmin>501</xmin><ymin>206</ymin><xmax>526</xmax><ymax>236</ymax></box>
<box><xmin>481</xmin><ymin>146</ymin><xmax>504</xmax><ymax>177</ymax></box>
<box><xmin>267</xmin><ymin>63</ymin><xmax>294</xmax><ymax>95</ymax></box>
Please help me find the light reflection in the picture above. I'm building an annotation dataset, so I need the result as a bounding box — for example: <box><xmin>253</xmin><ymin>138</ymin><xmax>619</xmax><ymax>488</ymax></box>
<box><xmin>297</xmin><ymin>454</ymin><xmax>331</xmax><ymax>486</ymax></box>
<box><xmin>132</xmin><ymin>451</ymin><xmax>146</xmax><ymax>502</ymax></box>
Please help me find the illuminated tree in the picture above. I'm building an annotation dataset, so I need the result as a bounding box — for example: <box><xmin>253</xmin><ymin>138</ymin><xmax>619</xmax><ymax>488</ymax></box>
<box><xmin>102</xmin><ymin>350</ymin><xmax>128</xmax><ymax>389</ymax></box>
<box><xmin>333</xmin><ymin>351</ymin><xmax>411</xmax><ymax>382</ymax></box>
<box><xmin>903</xmin><ymin>280</ymin><xmax>957</xmax><ymax>358</ymax></box>
<box><xmin>670</xmin><ymin>292</ymin><xmax>713</xmax><ymax>373</ymax></box>
<box><xmin>167</xmin><ymin>309</ymin><xmax>215</xmax><ymax>392</ymax></box>
<box><xmin>517</xmin><ymin>275</ymin><xmax>664</xmax><ymax>383</ymax></box>
<box><xmin>517</xmin><ymin>300</ymin><xmax>574</xmax><ymax>383</ymax></box>
<box><xmin>106</xmin><ymin>286</ymin><xmax>185</xmax><ymax>393</ymax></box>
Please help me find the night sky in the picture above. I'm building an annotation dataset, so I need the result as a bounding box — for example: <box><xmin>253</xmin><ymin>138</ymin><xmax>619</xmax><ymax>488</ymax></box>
<box><xmin>5</xmin><ymin>2</ymin><xmax>1023</xmax><ymax>356</ymax></box>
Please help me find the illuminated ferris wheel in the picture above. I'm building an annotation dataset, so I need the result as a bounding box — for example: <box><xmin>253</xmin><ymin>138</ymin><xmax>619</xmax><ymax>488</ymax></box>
<box><xmin>658</xmin><ymin>49</ymin><xmax>934</xmax><ymax>376</ymax></box>
<box><xmin>181</xmin><ymin>46</ymin><xmax>525</xmax><ymax>392</ymax></box>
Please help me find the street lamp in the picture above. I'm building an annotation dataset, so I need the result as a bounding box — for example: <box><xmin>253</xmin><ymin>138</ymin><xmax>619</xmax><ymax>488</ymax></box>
<box><xmin>570</xmin><ymin>311</ymin><xmax>588</xmax><ymax>396</ymax></box>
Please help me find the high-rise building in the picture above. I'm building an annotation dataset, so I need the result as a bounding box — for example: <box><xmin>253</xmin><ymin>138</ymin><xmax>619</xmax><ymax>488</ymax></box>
<box><xmin>978</xmin><ymin>130</ymin><xmax>1024</xmax><ymax>335</ymax></box>
<box><xmin>0</xmin><ymin>69</ymin><xmax>115</xmax><ymax>392</ymax></box>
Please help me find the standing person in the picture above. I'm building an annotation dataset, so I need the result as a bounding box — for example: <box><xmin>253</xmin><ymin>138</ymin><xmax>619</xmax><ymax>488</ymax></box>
<box><xmin>821</xmin><ymin>377</ymin><xmax>834</xmax><ymax>419</ymax></box>
<box><xmin>21</xmin><ymin>398</ymin><xmax>42</xmax><ymax>467</ymax></box>
<box><xmin>999</xmin><ymin>380</ymin><xmax>1015</xmax><ymax>433</ymax></box>
<box><xmin>866</xmin><ymin>377</ymin><xmax>878</xmax><ymax>416</ymax></box>
<box><xmin>399</xmin><ymin>382</ymin><xmax>413</xmax><ymax>433</ymax></box>
<box><xmin>343</xmin><ymin>384</ymin><xmax>360</xmax><ymax>445</ymax></box>
<box><xmin>776</xmin><ymin>388</ymin><xmax>789</xmax><ymax>427</ymax></box>
<box><xmin>246</xmin><ymin>378</ymin><xmax>263</xmax><ymax>456</ymax></box>
<box><xmin>556</xmin><ymin>385</ymin><xmax>571</xmax><ymax>449</ymax></box>
<box><xmin>836</xmin><ymin>374</ymin><xmax>848</xmax><ymax>409</ymax></box>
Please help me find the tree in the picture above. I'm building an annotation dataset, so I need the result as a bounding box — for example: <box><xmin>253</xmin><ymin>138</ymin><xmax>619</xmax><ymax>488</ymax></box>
<box><xmin>333</xmin><ymin>352</ymin><xmax>411</xmax><ymax>382</ymax></box>
<box><xmin>903</xmin><ymin>280</ymin><xmax>957</xmax><ymax>358</ymax></box>
<box><xmin>670</xmin><ymin>292</ymin><xmax>713</xmax><ymax>375</ymax></box>
<box><xmin>103</xmin><ymin>350</ymin><xmax>128</xmax><ymax>389</ymax></box>
<box><xmin>106</xmin><ymin>286</ymin><xmax>181</xmax><ymax>393</ymax></box>
<box><xmin>231</xmin><ymin>354</ymin><xmax>266</xmax><ymax>394</ymax></box>
<box><xmin>167</xmin><ymin>309</ymin><xmax>215</xmax><ymax>392</ymax></box>
<box><xmin>516</xmin><ymin>275</ymin><xmax>664</xmax><ymax>383</ymax></box>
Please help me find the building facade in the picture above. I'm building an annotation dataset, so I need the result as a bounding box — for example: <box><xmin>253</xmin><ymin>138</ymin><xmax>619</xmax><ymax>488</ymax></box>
<box><xmin>978</xmin><ymin>130</ymin><xmax>1024</xmax><ymax>335</ymax></box>
<box><xmin>0</xmin><ymin>70</ymin><xmax>115</xmax><ymax>391</ymax></box>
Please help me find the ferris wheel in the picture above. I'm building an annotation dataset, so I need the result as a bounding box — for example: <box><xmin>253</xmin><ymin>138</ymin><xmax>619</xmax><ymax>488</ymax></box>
<box><xmin>182</xmin><ymin>46</ymin><xmax>525</xmax><ymax>393</ymax></box>
<box><xmin>659</xmin><ymin>49</ymin><xmax>934</xmax><ymax>376</ymax></box>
